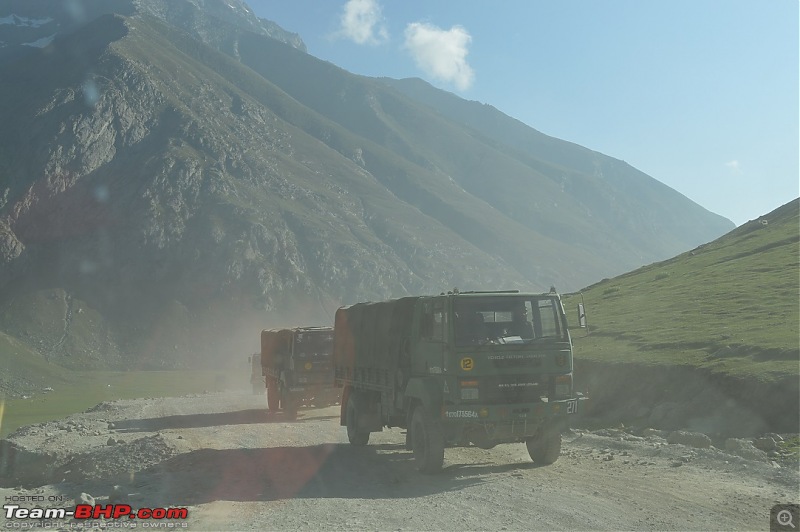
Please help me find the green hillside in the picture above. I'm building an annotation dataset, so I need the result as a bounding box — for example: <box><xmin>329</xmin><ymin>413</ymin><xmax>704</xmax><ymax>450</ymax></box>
<box><xmin>565</xmin><ymin>198</ymin><xmax>799</xmax><ymax>382</ymax></box>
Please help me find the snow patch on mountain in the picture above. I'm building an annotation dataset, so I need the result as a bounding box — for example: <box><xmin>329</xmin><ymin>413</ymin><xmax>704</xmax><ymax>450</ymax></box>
<box><xmin>0</xmin><ymin>15</ymin><xmax>53</xmax><ymax>28</ymax></box>
<box><xmin>22</xmin><ymin>34</ymin><xmax>55</xmax><ymax>48</ymax></box>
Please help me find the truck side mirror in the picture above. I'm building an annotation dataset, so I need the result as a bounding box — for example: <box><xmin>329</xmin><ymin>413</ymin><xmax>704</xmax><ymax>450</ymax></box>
<box><xmin>577</xmin><ymin>304</ymin><xmax>587</xmax><ymax>328</ymax></box>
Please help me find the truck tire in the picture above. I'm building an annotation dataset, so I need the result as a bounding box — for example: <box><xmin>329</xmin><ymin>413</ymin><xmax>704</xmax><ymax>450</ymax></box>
<box><xmin>267</xmin><ymin>378</ymin><xmax>280</xmax><ymax>413</ymax></box>
<box><xmin>281</xmin><ymin>386</ymin><xmax>298</xmax><ymax>420</ymax></box>
<box><xmin>411</xmin><ymin>405</ymin><xmax>444</xmax><ymax>473</ymax></box>
<box><xmin>526</xmin><ymin>430</ymin><xmax>562</xmax><ymax>465</ymax></box>
<box><xmin>278</xmin><ymin>372</ymin><xmax>298</xmax><ymax>420</ymax></box>
<box><xmin>345</xmin><ymin>391</ymin><xmax>370</xmax><ymax>446</ymax></box>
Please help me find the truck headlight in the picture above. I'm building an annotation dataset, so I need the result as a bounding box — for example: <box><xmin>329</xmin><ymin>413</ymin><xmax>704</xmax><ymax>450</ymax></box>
<box><xmin>554</xmin><ymin>374</ymin><xmax>572</xmax><ymax>398</ymax></box>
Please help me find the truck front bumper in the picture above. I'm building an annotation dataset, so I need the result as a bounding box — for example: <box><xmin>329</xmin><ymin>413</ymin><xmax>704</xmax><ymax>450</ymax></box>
<box><xmin>440</xmin><ymin>393</ymin><xmax>588</xmax><ymax>440</ymax></box>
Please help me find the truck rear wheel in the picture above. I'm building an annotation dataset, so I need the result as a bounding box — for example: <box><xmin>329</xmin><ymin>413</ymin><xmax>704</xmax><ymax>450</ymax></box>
<box><xmin>526</xmin><ymin>430</ymin><xmax>562</xmax><ymax>465</ymax></box>
<box><xmin>345</xmin><ymin>391</ymin><xmax>370</xmax><ymax>445</ymax></box>
<box><xmin>411</xmin><ymin>405</ymin><xmax>444</xmax><ymax>474</ymax></box>
<box><xmin>267</xmin><ymin>378</ymin><xmax>280</xmax><ymax>412</ymax></box>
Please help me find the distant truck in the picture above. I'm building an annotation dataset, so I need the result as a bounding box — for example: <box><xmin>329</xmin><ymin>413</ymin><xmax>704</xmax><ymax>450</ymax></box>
<box><xmin>260</xmin><ymin>326</ymin><xmax>339</xmax><ymax>418</ymax></box>
<box><xmin>333</xmin><ymin>289</ymin><xmax>587</xmax><ymax>473</ymax></box>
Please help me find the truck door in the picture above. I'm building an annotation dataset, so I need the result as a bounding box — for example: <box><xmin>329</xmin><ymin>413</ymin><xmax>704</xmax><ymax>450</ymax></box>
<box><xmin>414</xmin><ymin>299</ymin><xmax>446</xmax><ymax>375</ymax></box>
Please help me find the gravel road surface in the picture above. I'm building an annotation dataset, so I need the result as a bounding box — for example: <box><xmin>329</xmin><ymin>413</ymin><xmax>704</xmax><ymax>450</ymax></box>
<box><xmin>1</xmin><ymin>390</ymin><xmax>797</xmax><ymax>531</ymax></box>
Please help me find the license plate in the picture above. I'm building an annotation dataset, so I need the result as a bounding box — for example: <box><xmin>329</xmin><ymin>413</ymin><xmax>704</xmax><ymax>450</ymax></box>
<box><xmin>566</xmin><ymin>399</ymin><xmax>578</xmax><ymax>414</ymax></box>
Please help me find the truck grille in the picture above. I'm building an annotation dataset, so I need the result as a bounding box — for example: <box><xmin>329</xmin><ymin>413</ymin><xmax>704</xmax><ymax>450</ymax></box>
<box><xmin>482</xmin><ymin>374</ymin><xmax>541</xmax><ymax>404</ymax></box>
<box><xmin>491</xmin><ymin>357</ymin><xmax>543</xmax><ymax>369</ymax></box>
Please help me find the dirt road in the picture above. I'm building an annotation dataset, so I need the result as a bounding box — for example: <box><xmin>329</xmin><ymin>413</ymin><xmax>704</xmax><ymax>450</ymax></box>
<box><xmin>1</xmin><ymin>391</ymin><xmax>797</xmax><ymax>531</ymax></box>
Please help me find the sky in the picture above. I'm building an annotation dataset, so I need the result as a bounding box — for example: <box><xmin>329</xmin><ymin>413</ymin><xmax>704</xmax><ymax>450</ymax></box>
<box><xmin>249</xmin><ymin>0</ymin><xmax>798</xmax><ymax>227</ymax></box>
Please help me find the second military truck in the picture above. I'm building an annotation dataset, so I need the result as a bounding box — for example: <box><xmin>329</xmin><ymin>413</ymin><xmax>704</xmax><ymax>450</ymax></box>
<box><xmin>333</xmin><ymin>289</ymin><xmax>586</xmax><ymax>472</ymax></box>
<box><xmin>260</xmin><ymin>326</ymin><xmax>338</xmax><ymax>418</ymax></box>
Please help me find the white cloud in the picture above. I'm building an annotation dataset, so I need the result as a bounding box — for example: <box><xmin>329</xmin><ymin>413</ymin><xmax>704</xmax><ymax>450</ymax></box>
<box><xmin>725</xmin><ymin>160</ymin><xmax>742</xmax><ymax>173</ymax></box>
<box><xmin>404</xmin><ymin>22</ymin><xmax>474</xmax><ymax>91</ymax></box>
<box><xmin>337</xmin><ymin>0</ymin><xmax>388</xmax><ymax>45</ymax></box>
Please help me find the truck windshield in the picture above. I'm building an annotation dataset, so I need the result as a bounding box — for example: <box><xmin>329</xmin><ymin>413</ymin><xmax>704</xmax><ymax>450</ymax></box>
<box><xmin>294</xmin><ymin>331</ymin><xmax>334</xmax><ymax>356</ymax></box>
<box><xmin>454</xmin><ymin>297</ymin><xmax>565</xmax><ymax>346</ymax></box>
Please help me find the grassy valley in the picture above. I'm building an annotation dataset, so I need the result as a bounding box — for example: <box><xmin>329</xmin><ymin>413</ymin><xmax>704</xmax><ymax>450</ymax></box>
<box><xmin>0</xmin><ymin>367</ymin><xmax>248</xmax><ymax>439</ymax></box>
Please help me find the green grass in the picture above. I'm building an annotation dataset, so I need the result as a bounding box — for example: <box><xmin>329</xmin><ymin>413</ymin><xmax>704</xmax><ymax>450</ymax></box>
<box><xmin>0</xmin><ymin>331</ymin><xmax>70</xmax><ymax>386</ymax></box>
<box><xmin>778</xmin><ymin>436</ymin><xmax>800</xmax><ymax>460</ymax></box>
<box><xmin>564</xmin><ymin>199</ymin><xmax>799</xmax><ymax>383</ymax></box>
<box><xmin>0</xmin><ymin>369</ymin><xmax>249</xmax><ymax>439</ymax></box>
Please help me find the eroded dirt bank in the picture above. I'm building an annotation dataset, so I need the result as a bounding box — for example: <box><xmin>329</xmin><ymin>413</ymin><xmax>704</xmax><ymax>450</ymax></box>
<box><xmin>574</xmin><ymin>359</ymin><xmax>800</xmax><ymax>437</ymax></box>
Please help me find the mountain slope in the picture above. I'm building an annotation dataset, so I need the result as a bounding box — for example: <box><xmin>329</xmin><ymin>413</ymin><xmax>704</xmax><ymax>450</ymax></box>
<box><xmin>227</xmin><ymin>29</ymin><xmax>734</xmax><ymax>277</ymax></box>
<box><xmin>566</xmin><ymin>198</ymin><xmax>799</xmax><ymax>375</ymax></box>
<box><xmin>0</xmin><ymin>13</ymin><xmax>533</xmax><ymax>370</ymax></box>
<box><xmin>379</xmin><ymin>77</ymin><xmax>734</xmax><ymax>254</ymax></box>
<box><xmin>0</xmin><ymin>1</ymin><xmax>738</xmax><ymax>376</ymax></box>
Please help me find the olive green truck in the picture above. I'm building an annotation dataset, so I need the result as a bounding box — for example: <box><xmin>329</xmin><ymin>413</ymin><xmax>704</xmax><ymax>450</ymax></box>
<box><xmin>333</xmin><ymin>289</ymin><xmax>587</xmax><ymax>473</ymax></box>
<box><xmin>260</xmin><ymin>326</ymin><xmax>339</xmax><ymax>418</ymax></box>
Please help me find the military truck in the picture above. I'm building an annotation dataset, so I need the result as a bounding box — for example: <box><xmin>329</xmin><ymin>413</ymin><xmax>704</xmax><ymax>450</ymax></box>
<box><xmin>260</xmin><ymin>326</ymin><xmax>338</xmax><ymax>418</ymax></box>
<box><xmin>333</xmin><ymin>289</ymin><xmax>587</xmax><ymax>473</ymax></box>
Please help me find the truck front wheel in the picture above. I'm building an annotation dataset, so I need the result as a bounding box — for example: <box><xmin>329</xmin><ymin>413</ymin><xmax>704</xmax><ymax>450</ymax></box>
<box><xmin>345</xmin><ymin>391</ymin><xmax>370</xmax><ymax>445</ymax></box>
<box><xmin>411</xmin><ymin>405</ymin><xmax>444</xmax><ymax>474</ymax></box>
<box><xmin>526</xmin><ymin>430</ymin><xmax>562</xmax><ymax>465</ymax></box>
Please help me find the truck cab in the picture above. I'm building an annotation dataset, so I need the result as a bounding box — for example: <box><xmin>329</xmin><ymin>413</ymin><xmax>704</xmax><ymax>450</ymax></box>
<box><xmin>335</xmin><ymin>289</ymin><xmax>586</xmax><ymax>472</ymax></box>
<box><xmin>261</xmin><ymin>326</ymin><xmax>338</xmax><ymax>418</ymax></box>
